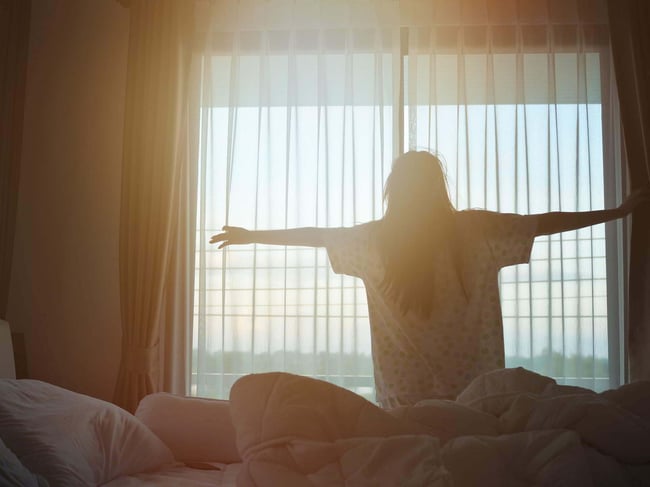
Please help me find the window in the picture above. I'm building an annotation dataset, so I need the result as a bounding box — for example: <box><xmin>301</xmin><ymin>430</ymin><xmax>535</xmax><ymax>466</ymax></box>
<box><xmin>191</xmin><ymin>11</ymin><xmax>621</xmax><ymax>400</ymax></box>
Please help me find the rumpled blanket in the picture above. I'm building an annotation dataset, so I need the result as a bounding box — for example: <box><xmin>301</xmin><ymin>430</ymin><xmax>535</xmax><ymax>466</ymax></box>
<box><xmin>229</xmin><ymin>368</ymin><xmax>650</xmax><ymax>486</ymax></box>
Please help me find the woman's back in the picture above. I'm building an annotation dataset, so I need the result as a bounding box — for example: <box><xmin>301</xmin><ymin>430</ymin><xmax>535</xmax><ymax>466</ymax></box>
<box><xmin>324</xmin><ymin>210</ymin><xmax>537</xmax><ymax>408</ymax></box>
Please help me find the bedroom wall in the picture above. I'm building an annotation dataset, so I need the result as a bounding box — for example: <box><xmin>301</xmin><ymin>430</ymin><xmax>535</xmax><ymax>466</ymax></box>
<box><xmin>6</xmin><ymin>0</ymin><xmax>129</xmax><ymax>401</ymax></box>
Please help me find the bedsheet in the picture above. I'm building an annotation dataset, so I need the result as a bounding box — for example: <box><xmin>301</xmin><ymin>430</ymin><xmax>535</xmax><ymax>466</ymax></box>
<box><xmin>101</xmin><ymin>462</ymin><xmax>241</xmax><ymax>486</ymax></box>
<box><xmin>228</xmin><ymin>368</ymin><xmax>650</xmax><ymax>486</ymax></box>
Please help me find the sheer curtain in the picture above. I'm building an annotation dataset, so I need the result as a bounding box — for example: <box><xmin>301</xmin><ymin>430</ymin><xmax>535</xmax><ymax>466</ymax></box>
<box><xmin>193</xmin><ymin>0</ymin><xmax>398</xmax><ymax>401</ymax></box>
<box><xmin>192</xmin><ymin>0</ymin><xmax>621</xmax><ymax>400</ymax></box>
<box><xmin>402</xmin><ymin>0</ymin><xmax>619</xmax><ymax>390</ymax></box>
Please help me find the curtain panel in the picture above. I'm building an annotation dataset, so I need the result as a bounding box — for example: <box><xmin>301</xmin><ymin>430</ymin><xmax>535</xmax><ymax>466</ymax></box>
<box><xmin>607</xmin><ymin>0</ymin><xmax>650</xmax><ymax>381</ymax></box>
<box><xmin>0</xmin><ymin>0</ymin><xmax>30</xmax><ymax>319</ymax></box>
<box><xmin>114</xmin><ymin>0</ymin><xmax>198</xmax><ymax>412</ymax></box>
<box><xmin>192</xmin><ymin>0</ymin><xmax>620</xmax><ymax>400</ymax></box>
<box><xmin>193</xmin><ymin>0</ymin><xmax>402</xmax><ymax>400</ymax></box>
<box><xmin>402</xmin><ymin>1</ymin><xmax>617</xmax><ymax>389</ymax></box>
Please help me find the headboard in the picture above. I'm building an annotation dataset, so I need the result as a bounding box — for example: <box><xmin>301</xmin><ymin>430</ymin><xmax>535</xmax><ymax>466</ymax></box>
<box><xmin>0</xmin><ymin>319</ymin><xmax>16</xmax><ymax>379</ymax></box>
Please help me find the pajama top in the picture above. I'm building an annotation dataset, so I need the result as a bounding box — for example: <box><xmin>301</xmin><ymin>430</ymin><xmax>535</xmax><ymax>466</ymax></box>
<box><xmin>325</xmin><ymin>210</ymin><xmax>537</xmax><ymax>408</ymax></box>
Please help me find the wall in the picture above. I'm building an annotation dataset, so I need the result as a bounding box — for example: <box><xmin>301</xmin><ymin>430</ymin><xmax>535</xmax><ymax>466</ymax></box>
<box><xmin>7</xmin><ymin>0</ymin><xmax>129</xmax><ymax>401</ymax></box>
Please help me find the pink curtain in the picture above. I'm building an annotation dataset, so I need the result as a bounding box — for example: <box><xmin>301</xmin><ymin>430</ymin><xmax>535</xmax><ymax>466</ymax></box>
<box><xmin>0</xmin><ymin>0</ymin><xmax>30</xmax><ymax>319</ymax></box>
<box><xmin>113</xmin><ymin>0</ymin><xmax>197</xmax><ymax>412</ymax></box>
<box><xmin>608</xmin><ymin>0</ymin><xmax>650</xmax><ymax>381</ymax></box>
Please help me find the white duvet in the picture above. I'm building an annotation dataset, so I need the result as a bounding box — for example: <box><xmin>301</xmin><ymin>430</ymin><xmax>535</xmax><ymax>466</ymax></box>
<box><xmin>228</xmin><ymin>368</ymin><xmax>650</xmax><ymax>486</ymax></box>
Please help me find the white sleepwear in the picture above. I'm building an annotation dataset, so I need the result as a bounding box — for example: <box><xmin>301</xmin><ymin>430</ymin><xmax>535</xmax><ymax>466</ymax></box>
<box><xmin>325</xmin><ymin>210</ymin><xmax>537</xmax><ymax>408</ymax></box>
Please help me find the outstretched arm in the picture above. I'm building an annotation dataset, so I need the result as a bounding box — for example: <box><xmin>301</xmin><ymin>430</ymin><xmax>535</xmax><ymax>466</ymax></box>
<box><xmin>210</xmin><ymin>226</ymin><xmax>334</xmax><ymax>249</ymax></box>
<box><xmin>533</xmin><ymin>184</ymin><xmax>650</xmax><ymax>236</ymax></box>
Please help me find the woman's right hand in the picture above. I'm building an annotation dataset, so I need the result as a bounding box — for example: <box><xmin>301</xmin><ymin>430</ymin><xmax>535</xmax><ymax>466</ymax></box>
<box><xmin>210</xmin><ymin>226</ymin><xmax>253</xmax><ymax>249</ymax></box>
<box><xmin>618</xmin><ymin>183</ymin><xmax>650</xmax><ymax>216</ymax></box>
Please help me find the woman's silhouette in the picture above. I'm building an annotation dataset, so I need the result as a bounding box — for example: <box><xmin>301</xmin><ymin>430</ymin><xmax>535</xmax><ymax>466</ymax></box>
<box><xmin>211</xmin><ymin>151</ymin><xmax>650</xmax><ymax>408</ymax></box>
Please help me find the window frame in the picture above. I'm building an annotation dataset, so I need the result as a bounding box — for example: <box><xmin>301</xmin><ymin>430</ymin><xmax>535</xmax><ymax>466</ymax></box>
<box><xmin>191</xmin><ymin>25</ymin><xmax>625</xmax><ymax>397</ymax></box>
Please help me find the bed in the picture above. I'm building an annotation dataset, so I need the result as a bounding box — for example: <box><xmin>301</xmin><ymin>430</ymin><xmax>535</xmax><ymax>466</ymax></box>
<box><xmin>2</xmin><ymin>318</ymin><xmax>650</xmax><ymax>486</ymax></box>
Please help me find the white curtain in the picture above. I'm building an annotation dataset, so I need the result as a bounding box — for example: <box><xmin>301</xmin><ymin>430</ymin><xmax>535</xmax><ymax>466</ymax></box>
<box><xmin>192</xmin><ymin>0</ymin><xmax>622</xmax><ymax>401</ymax></box>
<box><xmin>115</xmin><ymin>0</ymin><xmax>197</xmax><ymax>412</ymax></box>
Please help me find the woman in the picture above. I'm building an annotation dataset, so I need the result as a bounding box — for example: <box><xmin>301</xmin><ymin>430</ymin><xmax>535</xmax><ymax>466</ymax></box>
<box><xmin>211</xmin><ymin>151</ymin><xmax>649</xmax><ymax>408</ymax></box>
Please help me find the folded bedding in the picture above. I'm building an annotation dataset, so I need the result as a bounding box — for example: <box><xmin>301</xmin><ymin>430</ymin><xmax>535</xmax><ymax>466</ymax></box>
<box><xmin>229</xmin><ymin>368</ymin><xmax>650</xmax><ymax>487</ymax></box>
<box><xmin>134</xmin><ymin>392</ymin><xmax>241</xmax><ymax>464</ymax></box>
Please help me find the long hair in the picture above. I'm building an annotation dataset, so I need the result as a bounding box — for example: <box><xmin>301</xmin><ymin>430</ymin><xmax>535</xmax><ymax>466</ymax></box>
<box><xmin>377</xmin><ymin>151</ymin><xmax>466</xmax><ymax>316</ymax></box>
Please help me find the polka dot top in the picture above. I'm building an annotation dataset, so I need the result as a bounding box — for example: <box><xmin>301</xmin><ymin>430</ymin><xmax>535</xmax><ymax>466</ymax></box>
<box><xmin>324</xmin><ymin>210</ymin><xmax>537</xmax><ymax>409</ymax></box>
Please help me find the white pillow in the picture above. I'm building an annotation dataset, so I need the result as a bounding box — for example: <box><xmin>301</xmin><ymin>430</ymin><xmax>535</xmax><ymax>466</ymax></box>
<box><xmin>0</xmin><ymin>379</ymin><xmax>174</xmax><ymax>486</ymax></box>
<box><xmin>135</xmin><ymin>392</ymin><xmax>240</xmax><ymax>463</ymax></box>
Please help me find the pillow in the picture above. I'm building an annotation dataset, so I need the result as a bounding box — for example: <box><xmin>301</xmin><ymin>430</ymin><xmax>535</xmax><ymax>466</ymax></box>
<box><xmin>135</xmin><ymin>392</ymin><xmax>240</xmax><ymax>463</ymax></box>
<box><xmin>0</xmin><ymin>379</ymin><xmax>174</xmax><ymax>486</ymax></box>
<box><xmin>0</xmin><ymin>437</ymin><xmax>49</xmax><ymax>487</ymax></box>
